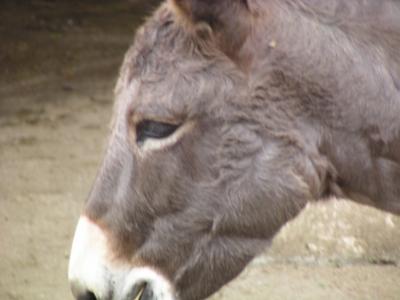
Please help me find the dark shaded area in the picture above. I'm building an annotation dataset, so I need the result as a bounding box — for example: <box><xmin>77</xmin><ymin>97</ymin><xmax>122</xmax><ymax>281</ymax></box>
<box><xmin>0</xmin><ymin>0</ymin><xmax>161</xmax><ymax>115</ymax></box>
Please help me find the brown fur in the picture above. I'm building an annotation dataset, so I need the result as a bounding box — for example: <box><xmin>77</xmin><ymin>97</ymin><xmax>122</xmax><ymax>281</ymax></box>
<box><xmin>81</xmin><ymin>0</ymin><xmax>400</xmax><ymax>299</ymax></box>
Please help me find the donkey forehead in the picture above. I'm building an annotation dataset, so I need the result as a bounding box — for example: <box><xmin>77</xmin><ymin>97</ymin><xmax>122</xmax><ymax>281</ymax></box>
<box><xmin>119</xmin><ymin>11</ymin><xmax>246</xmax><ymax>117</ymax></box>
<box><xmin>129</xmin><ymin>58</ymin><xmax>242</xmax><ymax>116</ymax></box>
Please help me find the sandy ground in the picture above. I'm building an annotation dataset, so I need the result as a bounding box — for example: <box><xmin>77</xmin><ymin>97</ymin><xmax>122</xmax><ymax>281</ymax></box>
<box><xmin>0</xmin><ymin>1</ymin><xmax>399</xmax><ymax>300</ymax></box>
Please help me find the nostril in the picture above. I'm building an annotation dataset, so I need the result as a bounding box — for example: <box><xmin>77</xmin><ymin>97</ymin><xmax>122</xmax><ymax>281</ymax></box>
<box><xmin>77</xmin><ymin>291</ymin><xmax>97</xmax><ymax>300</ymax></box>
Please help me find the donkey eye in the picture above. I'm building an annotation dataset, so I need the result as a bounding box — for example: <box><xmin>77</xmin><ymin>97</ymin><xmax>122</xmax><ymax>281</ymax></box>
<box><xmin>136</xmin><ymin>120</ymin><xmax>180</xmax><ymax>144</ymax></box>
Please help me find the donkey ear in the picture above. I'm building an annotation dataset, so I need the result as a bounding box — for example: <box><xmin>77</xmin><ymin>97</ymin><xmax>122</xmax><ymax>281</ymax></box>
<box><xmin>171</xmin><ymin>0</ymin><xmax>251</xmax><ymax>60</ymax></box>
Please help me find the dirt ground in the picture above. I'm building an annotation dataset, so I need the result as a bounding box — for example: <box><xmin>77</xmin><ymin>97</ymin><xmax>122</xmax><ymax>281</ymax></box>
<box><xmin>0</xmin><ymin>1</ymin><xmax>399</xmax><ymax>300</ymax></box>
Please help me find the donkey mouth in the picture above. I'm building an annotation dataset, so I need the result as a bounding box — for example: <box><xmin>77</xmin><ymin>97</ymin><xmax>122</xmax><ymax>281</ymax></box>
<box><xmin>127</xmin><ymin>282</ymin><xmax>146</xmax><ymax>300</ymax></box>
<box><xmin>123</xmin><ymin>280</ymin><xmax>168</xmax><ymax>300</ymax></box>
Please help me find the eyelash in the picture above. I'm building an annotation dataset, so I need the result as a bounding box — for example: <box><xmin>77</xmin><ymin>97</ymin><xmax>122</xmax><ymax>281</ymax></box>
<box><xmin>135</xmin><ymin>120</ymin><xmax>180</xmax><ymax>144</ymax></box>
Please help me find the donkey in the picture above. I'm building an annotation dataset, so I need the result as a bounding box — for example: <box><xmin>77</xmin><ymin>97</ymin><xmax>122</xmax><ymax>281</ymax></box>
<box><xmin>68</xmin><ymin>0</ymin><xmax>400</xmax><ymax>299</ymax></box>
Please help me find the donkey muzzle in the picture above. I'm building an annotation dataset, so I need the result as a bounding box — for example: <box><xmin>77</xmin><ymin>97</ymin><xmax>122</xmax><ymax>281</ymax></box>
<box><xmin>68</xmin><ymin>216</ymin><xmax>175</xmax><ymax>300</ymax></box>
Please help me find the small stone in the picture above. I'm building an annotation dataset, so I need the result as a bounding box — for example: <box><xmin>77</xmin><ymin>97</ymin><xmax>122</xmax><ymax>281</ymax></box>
<box><xmin>306</xmin><ymin>243</ymin><xmax>318</xmax><ymax>252</ymax></box>
<box><xmin>269</xmin><ymin>40</ymin><xmax>277</xmax><ymax>48</ymax></box>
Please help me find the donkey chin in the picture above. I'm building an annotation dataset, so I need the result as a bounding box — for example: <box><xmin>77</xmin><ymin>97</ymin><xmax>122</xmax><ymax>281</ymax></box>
<box><xmin>68</xmin><ymin>216</ymin><xmax>176</xmax><ymax>300</ymax></box>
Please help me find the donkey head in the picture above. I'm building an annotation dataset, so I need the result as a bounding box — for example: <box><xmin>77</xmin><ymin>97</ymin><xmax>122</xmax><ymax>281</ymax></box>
<box><xmin>69</xmin><ymin>1</ymin><xmax>319</xmax><ymax>299</ymax></box>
